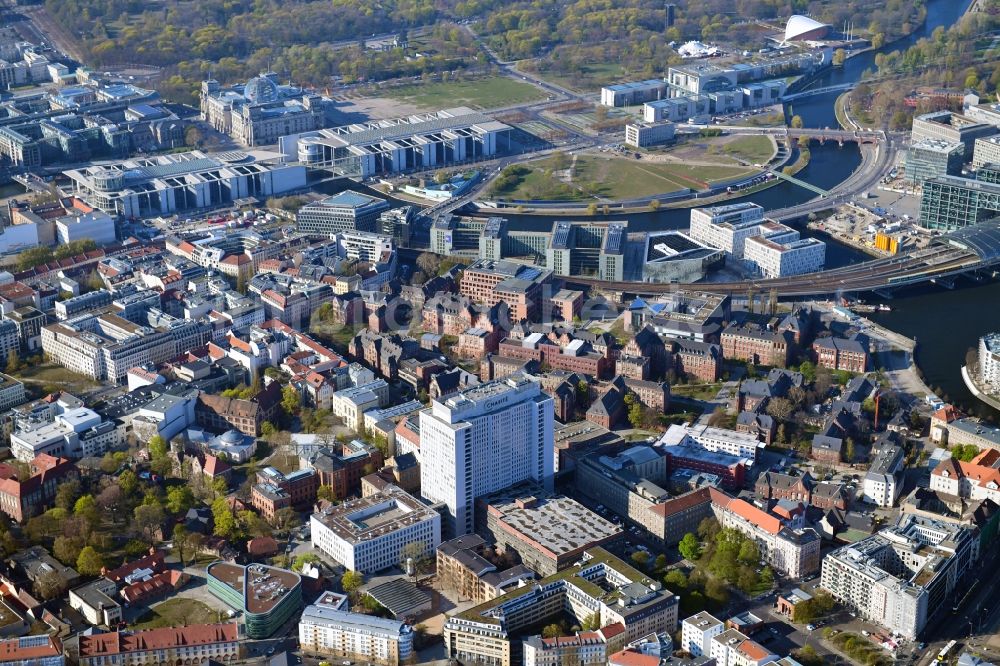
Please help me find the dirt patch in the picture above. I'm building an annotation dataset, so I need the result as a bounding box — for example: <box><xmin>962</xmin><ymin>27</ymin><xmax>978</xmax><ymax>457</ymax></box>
<box><xmin>329</xmin><ymin>96</ymin><xmax>425</xmax><ymax>122</ymax></box>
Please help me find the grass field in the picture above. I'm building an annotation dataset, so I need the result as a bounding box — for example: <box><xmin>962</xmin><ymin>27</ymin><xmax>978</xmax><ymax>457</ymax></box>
<box><xmin>496</xmin><ymin>154</ymin><xmax>754</xmax><ymax>201</ymax></box>
<box><xmin>383</xmin><ymin>76</ymin><xmax>545</xmax><ymax>110</ymax></box>
<box><xmin>13</xmin><ymin>362</ymin><xmax>102</xmax><ymax>394</ymax></box>
<box><xmin>719</xmin><ymin>135</ymin><xmax>775</xmax><ymax>164</ymax></box>
<box><xmin>134</xmin><ymin>598</ymin><xmax>222</xmax><ymax>629</ymax></box>
<box><xmin>533</xmin><ymin>62</ymin><xmax>628</xmax><ymax>92</ymax></box>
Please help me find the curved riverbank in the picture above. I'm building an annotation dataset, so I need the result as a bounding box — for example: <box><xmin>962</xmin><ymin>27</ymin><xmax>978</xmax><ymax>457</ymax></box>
<box><xmin>961</xmin><ymin>365</ymin><xmax>1000</xmax><ymax>412</ymax></box>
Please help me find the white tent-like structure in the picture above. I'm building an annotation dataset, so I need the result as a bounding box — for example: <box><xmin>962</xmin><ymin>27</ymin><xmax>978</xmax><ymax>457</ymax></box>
<box><xmin>784</xmin><ymin>15</ymin><xmax>830</xmax><ymax>42</ymax></box>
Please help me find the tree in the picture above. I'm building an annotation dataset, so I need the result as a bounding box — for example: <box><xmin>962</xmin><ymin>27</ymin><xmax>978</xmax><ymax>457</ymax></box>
<box><xmin>542</xmin><ymin>623</ymin><xmax>565</xmax><ymax>638</ymax></box>
<box><xmin>272</xmin><ymin>507</ymin><xmax>298</xmax><ymax>533</ymax></box>
<box><xmin>679</xmin><ymin>532</ymin><xmax>701</xmax><ymax>561</ymax></box>
<box><xmin>148</xmin><ymin>435</ymin><xmax>168</xmax><ymax>459</ymax></box>
<box><xmin>317</xmin><ymin>484</ymin><xmax>335</xmax><ymax>502</ymax></box>
<box><xmin>134</xmin><ymin>503</ymin><xmax>165</xmax><ymax>543</ymax></box>
<box><xmin>653</xmin><ymin>554</ymin><xmax>668</xmax><ymax>573</ymax></box>
<box><xmin>281</xmin><ymin>385</ymin><xmax>300</xmax><ymax>417</ymax></box>
<box><xmin>212</xmin><ymin>496</ymin><xmax>240</xmax><ymax>539</ymax></box>
<box><xmin>96</xmin><ymin>485</ymin><xmax>123</xmax><ymax>513</ymax></box>
<box><xmin>832</xmin><ymin>48</ymin><xmax>846</xmax><ymax>66</ymax></box>
<box><xmin>33</xmin><ymin>570</ymin><xmax>66</xmax><ymax>601</ymax></box>
<box><xmin>790</xmin><ymin>114</ymin><xmax>804</xmax><ymax>128</ymax></box>
<box><xmin>119</xmin><ymin>470</ymin><xmax>138</xmax><ymax>496</ymax></box>
<box><xmin>341</xmin><ymin>570</ymin><xmax>364</xmax><ymax>597</ymax></box>
<box><xmin>292</xmin><ymin>553</ymin><xmax>321</xmax><ymax>572</ymax></box>
<box><xmin>737</xmin><ymin>539</ymin><xmax>759</xmax><ymax>565</ymax></box>
<box><xmin>261</xmin><ymin>421</ymin><xmax>276</xmax><ymax>438</ymax></box>
<box><xmin>73</xmin><ymin>494</ymin><xmax>99</xmax><ymax>527</ymax></box>
<box><xmin>53</xmin><ymin>536</ymin><xmax>84</xmax><ymax>566</ymax></box>
<box><xmin>166</xmin><ymin>486</ymin><xmax>194</xmax><ymax>514</ymax></box>
<box><xmin>798</xmin><ymin>361</ymin><xmax>816</xmax><ymax>383</ymax></box>
<box><xmin>766</xmin><ymin>397</ymin><xmax>795</xmax><ymax>423</ymax></box>
<box><xmin>663</xmin><ymin>568</ymin><xmax>688</xmax><ymax>592</ymax></box>
<box><xmin>631</xmin><ymin>550</ymin><xmax>650</xmax><ymax>570</ymax></box>
<box><xmin>172</xmin><ymin>524</ymin><xmax>192</xmax><ymax>566</ymax></box>
<box><xmin>627</xmin><ymin>400</ymin><xmax>644</xmax><ymax>428</ymax></box>
<box><xmin>76</xmin><ymin>546</ymin><xmax>104</xmax><ymax>576</ymax></box>
<box><xmin>416</xmin><ymin>252</ymin><xmax>441</xmax><ymax>277</ymax></box>
<box><xmin>4</xmin><ymin>351</ymin><xmax>21</xmax><ymax>374</ymax></box>
<box><xmin>55</xmin><ymin>479</ymin><xmax>82</xmax><ymax>511</ymax></box>
<box><xmin>844</xmin><ymin>438</ymin><xmax>855</xmax><ymax>463</ymax></box>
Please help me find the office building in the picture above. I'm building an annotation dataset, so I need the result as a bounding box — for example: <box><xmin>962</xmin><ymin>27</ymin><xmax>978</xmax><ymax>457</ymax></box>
<box><xmin>69</xmin><ymin>578</ymin><xmax>122</xmax><ymax>627</ymax></box>
<box><xmin>812</xmin><ymin>335</ymin><xmax>869</xmax><ymax>373</ymax></box>
<box><xmin>920</xmin><ymin>175</ymin><xmax>1000</xmax><ymax>231</ymax></box>
<box><xmin>0</xmin><ymin>635</ymin><xmax>63</xmax><ymax>666</ymax></box>
<box><xmin>659</xmin><ymin>422</ymin><xmax>762</xmax><ymax>461</ymax></box>
<box><xmin>287</xmin><ymin>107</ymin><xmax>511</xmax><ymax>177</ymax></box>
<box><xmin>681</xmin><ymin>612</ymin><xmax>724</xmax><ymax>657</ymax></box>
<box><xmin>251</xmin><ymin>466</ymin><xmax>318</xmax><ymax>519</ymax></box>
<box><xmin>310</xmin><ymin>486</ymin><xmax>441</xmax><ymax>573</ymax></box>
<box><xmin>296</xmin><ymin>191</ymin><xmax>391</xmax><ymax>235</ymax></box>
<box><xmin>906</xmin><ymin>138</ymin><xmax>965</xmax><ymax>184</ymax></box>
<box><xmin>710</xmin><ymin>628</ymin><xmax>776</xmax><ymax>666</ymax></box>
<box><xmin>436</xmin><ymin>534</ymin><xmax>538</xmax><ymax>604</ymax></box>
<box><xmin>911</xmin><ymin>111</ymin><xmax>996</xmax><ymax>161</ymax></box>
<box><xmin>710</xmin><ymin>488</ymin><xmax>820</xmax><ymax>578</ymax></box>
<box><xmin>299</xmin><ymin>591</ymin><xmax>414</xmax><ymax>666</ymax></box>
<box><xmin>743</xmin><ymin>230</ymin><xmax>825</xmax><ymax>278</ymax></box>
<box><xmin>460</xmin><ymin>258</ymin><xmax>552</xmax><ymax>321</ymax></box>
<box><xmin>420</xmin><ymin>374</ymin><xmax>554</xmax><ymax>536</ymax></box>
<box><xmin>206</xmin><ymin>562</ymin><xmax>302</xmax><ymax>638</ymax></box>
<box><xmin>78</xmin><ymin>624</ymin><xmax>240</xmax><ymax>666</ymax></box>
<box><xmin>522</xmin><ymin>628</ymin><xmax>622</xmax><ymax>666</ymax></box>
<box><xmin>600</xmin><ymin>80</ymin><xmax>669</xmax><ymax>107</ymax></box>
<box><xmin>642</xmin><ymin>96</ymin><xmax>711</xmax><ymax>123</ymax></box>
<box><xmin>479</xmin><ymin>483</ymin><xmax>622</xmax><ymax>576</ymax></box>
<box><xmin>11</xmin><ymin>406</ymin><xmax>122</xmax><ymax>462</ymax></box>
<box><xmin>624</xmin><ymin>121</ymin><xmax>676</xmax><ymax>148</ymax></box>
<box><xmin>444</xmin><ymin>548</ymin><xmax>677</xmax><ymax>666</ymax></box>
<box><xmin>41</xmin><ymin>313</ymin><xmax>182</xmax><ymax>383</ymax></box>
<box><xmin>545</xmin><ymin>221</ymin><xmax>627</xmax><ymax>281</ymax></box>
<box><xmin>974</xmin><ymin>136</ymin><xmax>1000</xmax><ymax>169</ymax></box>
<box><xmin>200</xmin><ymin>74</ymin><xmax>328</xmax><ymax>146</ymax></box>
<box><xmin>820</xmin><ymin>515</ymin><xmax>979</xmax><ymax>639</ymax></box>
<box><xmin>0</xmin><ymin>453</ymin><xmax>77</xmax><ymax>523</ymax></box>
<box><xmin>688</xmin><ymin>203</ymin><xmax>765</xmax><ymax>257</ymax></box>
<box><xmin>863</xmin><ymin>442</ymin><xmax>905</xmax><ymax>507</ymax></box>
<box><xmin>64</xmin><ymin>150</ymin><xmax>307</xmax><ymax>219</ymax></box>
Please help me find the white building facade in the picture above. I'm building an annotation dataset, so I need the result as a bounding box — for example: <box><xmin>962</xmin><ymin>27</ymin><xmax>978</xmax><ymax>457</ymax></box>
<box><xmin>419</xmin><ymin>374</ymin><xmax>554</xmax><ymax>537</ymax></box>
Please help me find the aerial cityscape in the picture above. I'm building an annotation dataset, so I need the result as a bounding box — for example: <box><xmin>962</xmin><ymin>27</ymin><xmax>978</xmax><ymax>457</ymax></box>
<box><xmin>0</xmin><ymin>0</ymin><xmax>999</xmax><ymax>665</ymax></box>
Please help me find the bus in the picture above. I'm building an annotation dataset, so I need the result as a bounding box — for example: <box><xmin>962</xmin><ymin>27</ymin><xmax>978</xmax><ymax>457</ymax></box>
<box><xmin>937</xmin><ymin>639</ymin><xmax>957</xmax><ymax>662</ymax></box>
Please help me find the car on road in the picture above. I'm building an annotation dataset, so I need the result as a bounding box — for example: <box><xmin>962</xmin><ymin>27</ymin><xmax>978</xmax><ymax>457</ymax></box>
<box><xmin>807</xmin><ymin>624</ymin><xmax>816</xmax><ymax>631</ymax></box>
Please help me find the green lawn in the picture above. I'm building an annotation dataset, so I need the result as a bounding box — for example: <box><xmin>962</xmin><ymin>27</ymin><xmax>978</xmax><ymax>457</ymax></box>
<box><xmin>495</xmin><ymin>154</ymin><xmax>755</xmax><ymax>201</ymax></box>
<box><xmin>383</xmin><ymin>76</ymin><xmax>545</xmax><ymax>110</ymax></box>
<box><xmin>133</xmin><ymin>598</ymin><xmax>223</xmax><ymax>629</ymax></box>
<box><xmin>533</xmin><ymin>62</ymin><xmax>630</xmax><ymax>92</ymax></box>
<box><xmin>721</xmin><ymin>135</ymin><xmax>775</xmax><ymax>164</ymax></box>
<box><xmin>671</xmin><ymin>383</ymin><xmax>725</xmax><ymax>400</ymax></box>
<box><xmin>12</xmin><ymin>362</ymin><xmax>102</xmax><ymax>394</ymax></box>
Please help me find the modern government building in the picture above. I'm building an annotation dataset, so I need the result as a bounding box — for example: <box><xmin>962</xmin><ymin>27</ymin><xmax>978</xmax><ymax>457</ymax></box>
<box><xmin>206</xmin><ymin>561</ymin><xmax>303</xmax><ymax>638</ymax></box>
<box><xmin>63</xmin><ymin>149</ymin><xmax>307</xmax><ymax>219</ymax></box>
<box><xmin>280</xmin><ymin>107</ymin><xmax>512</xmax><ymax>177</ymax></box>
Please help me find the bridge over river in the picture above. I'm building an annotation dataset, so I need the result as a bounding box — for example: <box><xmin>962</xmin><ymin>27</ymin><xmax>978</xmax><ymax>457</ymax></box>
<box><xmin>566</xmin><ymin>220</ymin><xmax>1000</xmax><ymax>298</ymax></box>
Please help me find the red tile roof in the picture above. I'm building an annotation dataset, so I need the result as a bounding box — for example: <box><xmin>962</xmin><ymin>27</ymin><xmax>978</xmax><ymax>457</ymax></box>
<box><xmin>608</xmin><ymin>650</ymin><xmax>660</xmax><ymax>666</ymax></box>
<box><xmin>0</xmin><ymin>635</ymin><xmax>62</xmax><ymax>660</ymax></box>
<box><xmin>79</xmin><ymin>623</ymin><xmax>239</xmax><ymax>656</ymax></box>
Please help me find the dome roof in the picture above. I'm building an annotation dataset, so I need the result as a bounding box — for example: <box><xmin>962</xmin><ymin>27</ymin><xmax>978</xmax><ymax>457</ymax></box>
<box><xmin>244</xmin><ymin>75</ymin><xmax>279</xmax><ymax>104</ymax></box>
<box><xmin>784</xmin><ymin>15</ymin><xmax>829</xmax><ymax>41</ymax></box>
<box><xmin>220</xmin><ymin>430</ymin><xmax>242</xmax><ymax>444</ymax></box>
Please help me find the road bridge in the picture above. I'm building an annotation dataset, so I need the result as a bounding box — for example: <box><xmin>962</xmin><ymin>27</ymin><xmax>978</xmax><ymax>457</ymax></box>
<box><xmin>565</xmin><ymin>220</ymin><xmax>1000</xmax><ymax>298</ymax></box>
